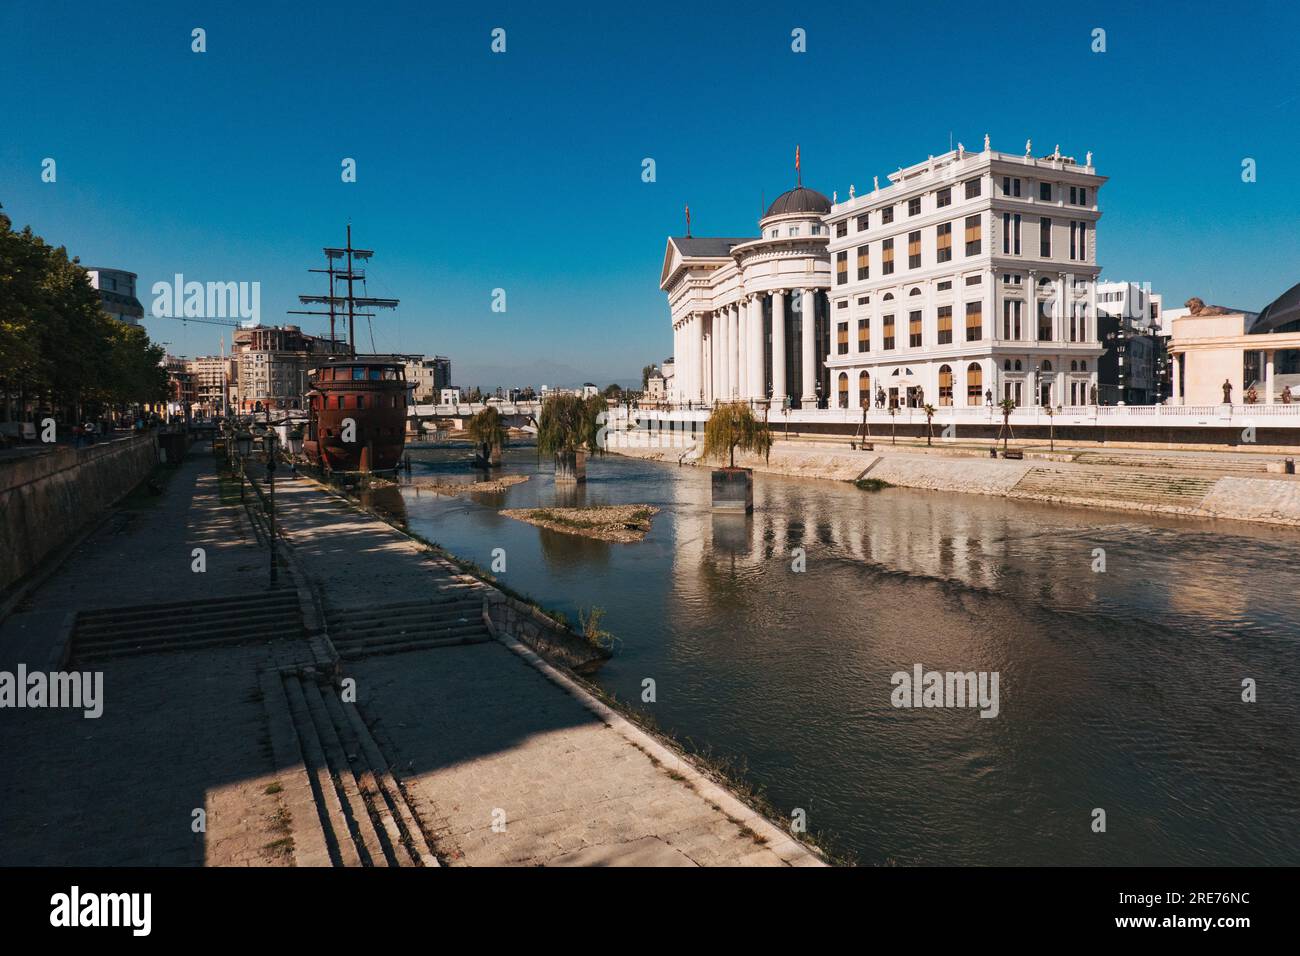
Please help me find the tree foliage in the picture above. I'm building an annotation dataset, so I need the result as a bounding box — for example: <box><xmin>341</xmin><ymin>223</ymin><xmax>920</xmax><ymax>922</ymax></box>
<box><xmin>466</xmin><ymin>405</ymin><xmax>507</xmax><ymax>450</ymax></box>
<box><xmin>0</xmin><ymin>205</ymin><xmax>167</xmax><ymax>419</ymax></box>
<box><xmin>536</xmin><ymin>392</ymin><xmax>605</xmax><ymax>456</ymax></box>
<box><xmin>702</xmin><ymin>401</ymin><xmax>772</xmax><ymax>468</ymax></box>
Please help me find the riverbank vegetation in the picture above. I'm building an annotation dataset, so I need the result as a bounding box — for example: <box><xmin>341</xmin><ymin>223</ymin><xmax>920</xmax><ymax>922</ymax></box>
<box><xmin>500</xmin><ymin>504</ymin><xmax>658</xmax><ymax>542</ymax></box>
<box><xmin>0</xmin><ymin>207</ymin><xmax>168</xmax><ymax>422</ymax></box>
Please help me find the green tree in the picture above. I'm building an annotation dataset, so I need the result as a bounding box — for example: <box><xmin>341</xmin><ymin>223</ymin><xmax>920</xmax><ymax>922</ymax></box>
<box><xmin>466</xmin><ymin>405</ymin><xmax>507</xmax><ymax>462</ymax></box>
<box><xmin>537</xmin><ymin>392</ymin><xmax>605</xmax><ymax>457</ymax></box>
<box><xmin>702</xmin><ymin>401</ymin><xmax>772</xmax><ymax>468</ymax></box>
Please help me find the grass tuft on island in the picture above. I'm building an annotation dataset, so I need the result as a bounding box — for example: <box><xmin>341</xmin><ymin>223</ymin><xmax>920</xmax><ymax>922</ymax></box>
<box><xmin>411</xmin><ymin>475</ymin><xmax>530</xmax><ymax>496</ymax></box>
<box><xmin>854</xmin><ymin>477</ymin><xmax>893</xmax><ymax>492</ymax></box>
<box><xmin>501</xmin><ymin>504</ymin><xmax>659</xmax><ymax>542</ymax></box>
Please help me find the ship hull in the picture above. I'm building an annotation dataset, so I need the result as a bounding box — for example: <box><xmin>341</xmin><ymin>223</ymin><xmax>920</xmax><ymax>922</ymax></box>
<box><xmin>304</xmin><ymin>359</ymin><xmax>409</xmax><ymax>473</ymax></box>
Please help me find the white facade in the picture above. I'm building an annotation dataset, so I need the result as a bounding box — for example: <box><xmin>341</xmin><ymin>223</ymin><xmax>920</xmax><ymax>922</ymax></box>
<box><xmin>823</xmin><ymin>142</ymin><xmax>1107</xmax><ymax>411</ymax></box>
<box><xmin>660</xmin><ymin>186</ymin><xmax>834</xmax><ymax>407</ymax></box>
<box><xmin>84</xmin><ymin>267</ymin><xmax>144</xmax><ymax>325</ymax></box>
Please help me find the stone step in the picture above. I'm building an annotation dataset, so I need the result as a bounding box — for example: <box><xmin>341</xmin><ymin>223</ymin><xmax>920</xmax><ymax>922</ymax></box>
<box><xmin>337</xmin><ymin>631</ymin><xmax>494</xmax><ymax>660</ymax></box>
<box><xmin>272</xmin><ymin>670</ymin><xmax>436</xmax><ymax>867</ymax></box>
<box><xmin>75</xmin><ymin>605</ymin><xmax>301</xmax><ymax>642</ymax></box>
<box><xmin>326</xmin><ymin>596</ymin><xmax>481</xmax><ymax>624</ymax></box>
<box><xmin>1074</xmin><ymin>453</ymin><xmax>1272</xmax><ymax>475</ymax></box>
<box><xmin>328</xmin><ymin>606</ymin><xmax>482</xmax><ymax>637</ymax></box>
<box><xmin>75</xmin><ymin>590</ymin><xmax>293</xmax><ymax>623</ymax></box>
<box><xmin>1012</xmin><ymin>467</ymin><xmax>1216</xmax><ymax>504</ymax></box>
<box><xmin>74</xmin><ymin>617</ymin><xmax>303</xmax><ymax>658</ymax></box>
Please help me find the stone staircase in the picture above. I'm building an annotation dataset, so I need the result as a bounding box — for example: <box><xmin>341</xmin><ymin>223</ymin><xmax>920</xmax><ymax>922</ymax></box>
<box><xmin>1010</xmin><ymin>467</ymin><xmax>1218</xmax><ymax>508</ymax></box>
<box><xmin>327</xmin><ymin>594</ymin><xmax>493</xmax><ymax>660</ymax></box>
<box><xmin>260</xmin><ymin>667</ymin><xmax>438</xmax><ymax>867</ymax></box>
<box><xmin>70</xmin><ymin>590</ymin><xmax>303</xmax><ymax>664</ymax></box>
<box><xmin>1072</xmin><ymin>451</ymin><xmax>1277</xmax><ymax>476</ymax></box>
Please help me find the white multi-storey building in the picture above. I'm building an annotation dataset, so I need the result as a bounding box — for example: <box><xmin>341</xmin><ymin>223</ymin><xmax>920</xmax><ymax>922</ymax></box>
<box><xmin>823</xmin><ymin>141</ymin><xmax>1107</xmax><ymax>411</ymax></box>
<box><xmin>83</xmin><ymin>267</ymin><xmax>144</xmax><ymax>326</ymax></box>
<box><xmin>660</xmin><ymin>186</ymin><xmax>834</xmax><ymax>407</ymax></box>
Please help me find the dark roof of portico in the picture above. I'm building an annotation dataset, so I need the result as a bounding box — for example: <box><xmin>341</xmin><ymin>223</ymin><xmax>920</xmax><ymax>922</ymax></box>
<box><xmin>669</xmin><ymin>236</ymin><xmax>755</xmax><ymax>257</ymax></box>
<box><xmin>1249</xmin><ymin>281</ymin><xmax>1300</xmax><ymax>335</ymax></box>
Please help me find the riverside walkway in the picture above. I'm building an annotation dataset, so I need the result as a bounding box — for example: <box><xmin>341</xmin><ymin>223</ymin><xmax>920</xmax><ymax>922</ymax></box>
<box><xmin>269</xmin><ymin>475</ymin><xmax>821</xmax><ymax>866</ymax></box>
<box><xmin>0</xmin><ymin>444</ymin><xmax>820</xmax><ymax>866</ymax></box>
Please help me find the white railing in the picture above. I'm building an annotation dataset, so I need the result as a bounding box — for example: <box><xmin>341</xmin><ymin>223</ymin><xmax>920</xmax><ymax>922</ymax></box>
<box><xmin>623</xmin><ymin>402</ymin><xmax>1300</xmax><ymax>430</ymax></box>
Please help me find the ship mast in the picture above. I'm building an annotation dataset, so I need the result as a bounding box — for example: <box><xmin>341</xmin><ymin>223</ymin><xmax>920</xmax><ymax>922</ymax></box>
<box><xmin>289</xmin><ymin>225</ymin><xmax>399</xmax><ymax>356</ymax></box>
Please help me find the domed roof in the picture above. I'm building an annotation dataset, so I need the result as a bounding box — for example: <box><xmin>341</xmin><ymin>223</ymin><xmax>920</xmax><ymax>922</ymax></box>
<box><xmin>763</xmin><ymin>186</ymin><xmax>831</xmax><ymax>219</ymax></box>
<box><xmin>1249</xmin><ymin>281</ymin><xmax>1300</xmax><ymax>335</ymax></box>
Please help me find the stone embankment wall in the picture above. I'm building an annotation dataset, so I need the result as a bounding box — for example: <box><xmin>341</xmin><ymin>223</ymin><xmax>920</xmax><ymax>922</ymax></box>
<box><xmin>608</xmin><ymin>431</ymin><xmax>1300</xmax><ymax>526</ymax></box>
<box><xmin>484</xmin><ymin>591</ymin><xmax>611</xmax><ymax>673</ymax></box>
<box><xmin>0</xmin><ymin>435</ymin><xmax>158</xmax><ymax>592</ymax></box>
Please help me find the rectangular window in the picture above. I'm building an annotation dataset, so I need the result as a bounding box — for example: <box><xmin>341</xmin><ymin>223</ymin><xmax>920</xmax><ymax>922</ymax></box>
<box><xmin>965</xmin><ymin>301</ymin><xmax>982</xmax><ymax>341</ymax></box>
<box><xmin>882</xmin><ymin>206</ymin><xmax>895</xmax><ymax>225</ymax></box>
<box><xmin>936</xmin><ymin>280</ymin><xmax>952</xmax><ymax>291</ymax></box>
<box><xmin>882</xmin><ymin>237</ymin><xmax>894</xmax><ymax>275</ymax></box>
<box><xmin>1003</xmin><ymin>176</ymin><xmax>1021</xmax><ymax>197</ymax></box>
<box><xmin>965</xmin><ymin>274</ymin><xmax>982</xmax><ymax>286</ymax></box>
<box><xmin>1040</xmin><ymin>217</ymin><xmax>1052</xmax><ymax>257</ymax></box>
<box><xmin>1039</xmin><ymin>181</ymin><xmax>1052</xmax><ymax>201</ymax></box>
<box><xmin>883</xmin><ymin>314</ymin><xmax>896</xmax><ymax>350</ymax></box>
<box><xmin>965</xmin><ymin>215</ymin><xmax>981</xmax><ymax>255</ymax></box>
<box><xmin>1013</xmin><ymin>213</ymin><xmax>1021</xmax><ymax>254</ymax></box>
<box><xmin>1078</xmin><ymin>187</ymin><xmax>1088</xmax><ymax>205</ymax></box>
<box><xmin>1039</xmin><ymin>296</ymin><xmax>1053</xmax><ymax>341</ymax></box>
<box><xmin>857</xmin><ymin>244</ymin><xmax>870</xmax><ymax>280</ymax></box>
<box><xmin>908</xmin><ymin>197</ymin><xmax>921</xmax><ymax>217</ymax></box>
<box><xmin>909</xmin><ymin>310</ymin><xmax>923</xmax><ymax>348</ymax></box>
<box><xmin>836</xmin><ymin>221</ymin><xmax>848</xmax><ymax>238</ymax></box>
<box><xmin>836</xmin><ymin>250</ymin><xmax>848</xmax><ymax>285</ymax></box>
<box><xmin>837</xmin><ymin>322</ymin><xmax>849</xmax><ymax>355</ymax></box>
<box><xmin>965</xmin><ymin>178</ymin><xmax>981</xmax><ymax>199</ymax></box>
<box><xmin>936</xmin><ymin>222</ymin><xmax>952</xmax><ymax>263</ymax></box>
<box><xmin>1073</xmin><ymin>221</ymin><xmax>1087</xmax><ymax>261</ymax></box>
<box><xmin>1070</xmin><ymin>221</ymin><xmax>1077</xmax><ymax>260</ymax></box>
<box><xmin>937</xmin><ymin>305</ymin><xmax>953</xmax><ymax>344</ymax></box>
<box><xmin>1003</xmin><ymin>299</ymin><xmax>1022</xmax><ymax>339</ymax></box>
<box><xmin>856</xmin><ymin>213</ymin><xmax>869</xmax><ymax>231</ymax></box>
<box><xmin>908</xmin><ymin>230</ymin><xmax>921</xmax><ymax>269</ymax></box>
<box><xmin>936</xmin><ymin>187</ymin><xmax>951</xmax><ymax>208</ymax></box>
<box><xmin>857</xmin><ymin>295</ymin><xmax>870</xmax><ymax>306</ymax></box>
<box><xmin>857</xmin><ymin>318</ymin><xmax>869</xmax><ymax>351</ymax></box>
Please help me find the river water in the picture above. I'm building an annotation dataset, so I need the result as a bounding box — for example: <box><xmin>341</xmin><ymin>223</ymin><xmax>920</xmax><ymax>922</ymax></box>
<box><xmin>361</xmin><ymin>445</ymin><xmax>1300</xmax><ymax>866</ymax></box>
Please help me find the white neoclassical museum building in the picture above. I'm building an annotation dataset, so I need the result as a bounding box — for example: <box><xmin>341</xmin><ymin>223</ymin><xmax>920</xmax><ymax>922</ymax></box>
<box><xmin>662</xmin><ymin>139</ymin><xmax>1108</xmax><ymax>412</ymax></box>
<box><xmin>660</xmin><ymin>186</ymin><xmax>833</xmax><ymax>408</ymax></box>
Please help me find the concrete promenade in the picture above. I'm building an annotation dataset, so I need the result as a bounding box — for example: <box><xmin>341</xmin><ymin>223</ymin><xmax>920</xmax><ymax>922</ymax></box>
<box><xmin>270</xmin><ymin>475</ymin><xmax>822</xmax><ymax>866</ymax></box>
<box><xmin>0</xmin><ymin>445</ymin><xmax>821</xmax><ymax>866</ymax></box>
<box><xmin>0</xmin><ymin>450</ymin><xmax>296</xmax><ymax>866</ymax></box>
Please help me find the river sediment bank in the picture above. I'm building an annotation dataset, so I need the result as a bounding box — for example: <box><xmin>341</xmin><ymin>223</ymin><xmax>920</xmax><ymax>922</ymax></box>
<box><xmin>606</xmin><ymin>432</ymin><xmax>1300</xmax><ymax>526</ymax></box>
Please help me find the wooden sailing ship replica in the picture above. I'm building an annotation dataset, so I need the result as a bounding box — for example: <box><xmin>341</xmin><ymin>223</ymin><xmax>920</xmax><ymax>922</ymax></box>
<box><xmin>295</xmin><ymin>226</ymin><xmax>410</xmax><ymax>474</ymax></box>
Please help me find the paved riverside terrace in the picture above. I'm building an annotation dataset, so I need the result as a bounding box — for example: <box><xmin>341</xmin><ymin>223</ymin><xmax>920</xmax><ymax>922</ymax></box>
<box><xmin>0</xmin><ymin>451</ymin><xmax>298</xmax><ymax>866</ymax></box>
<box><xmin>269</xmin><ymin>475</ymin><xmax>820</xmax><ymax>866</ymax></box>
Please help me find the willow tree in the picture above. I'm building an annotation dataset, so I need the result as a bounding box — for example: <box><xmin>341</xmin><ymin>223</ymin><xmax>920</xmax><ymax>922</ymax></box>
<box><xmin>466</xmin><ymin>406</ymin><xmax>507</xmax><ymax>466</ymax></box>
<box><xmin>537</xmin><ymin>392</ymin><xmax>605</xmax><ymax>481</ymax></box>
<box><xmin>702</xmin><ymin>401</ymin><xmax>772</xmax><ymax>468</ymax></box>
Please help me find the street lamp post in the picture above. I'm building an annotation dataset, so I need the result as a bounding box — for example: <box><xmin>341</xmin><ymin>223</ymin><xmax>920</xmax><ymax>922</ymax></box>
<box><xmin>265</xmin><ymin>433</ymin><xmax>278</xmax><ymax>586</ymax></box>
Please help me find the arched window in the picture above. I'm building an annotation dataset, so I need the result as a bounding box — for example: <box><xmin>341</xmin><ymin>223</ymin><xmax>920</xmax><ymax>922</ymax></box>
<box><xmin>1015</xmin><ymin>360</ymin><xmax>1022</xmax><ymax>371</ymax></box>
<box><xmin>837</xmin><ymin>372</ymin><xmax>849</xmax><ymax>408</ymax></box>
<box><xmin>1042</xmin><ymin>360</ymin><xmax>1053</xmax><ymax>372</ymax></box>
<box><xmin>883</xmin><ymin>292</ymin><xmax>894</xmax><ymax>301</ymax></box>
<box><xmin>909</xmin><ymin>287</ymin><xmax>922</xmax><ymax>296</ymax></box>
<box><xmin>1081</xmin><ymin>360</ymin><xmax>1087</xmax><ymax>371</ymax></box>
<box><xmin>966</xmin><ymin>363</ymin><xmax>983</xmax><ymax>405</ymax></box>
<box><xmin>858</xmin><ymin>371</ymin><xmax>870</xmax><ymax>406</ymax></box>
<box><xmin>939</xmin><ymin>364</ymin><xmax>954</xmax><ymax>405</ymax></box>
<box><xmin>1071</xmin><ymin>360</ymin><xmax>1078</xmax><ymax>371</ymax></box>
<box><xmin>1003</xmin><ymin>359</ymin><xmax>1011</xmax><ymax>371</ymax></box>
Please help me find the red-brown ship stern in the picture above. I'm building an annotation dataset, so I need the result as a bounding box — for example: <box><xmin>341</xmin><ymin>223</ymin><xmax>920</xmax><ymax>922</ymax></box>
<box><xmin>304</xmin><ymin>357</ymin><xmax>412</xmax><ymax>473</ymax></box>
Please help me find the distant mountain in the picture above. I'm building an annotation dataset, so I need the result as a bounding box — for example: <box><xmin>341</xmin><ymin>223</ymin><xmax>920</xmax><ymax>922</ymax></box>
<box><xmin>453</xmin><ymin>358</ymin><xmax>638</xmax><ymax>392</ymax></box>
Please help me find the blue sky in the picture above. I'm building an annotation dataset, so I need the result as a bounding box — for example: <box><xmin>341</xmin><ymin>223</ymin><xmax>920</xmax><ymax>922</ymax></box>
<box><xmin>2</xmin><ymin>0</ymin><xmax>1298</xmax><ymax>388</ymax></box>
